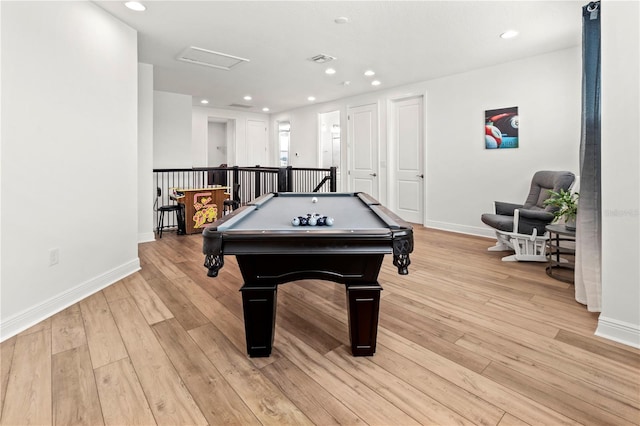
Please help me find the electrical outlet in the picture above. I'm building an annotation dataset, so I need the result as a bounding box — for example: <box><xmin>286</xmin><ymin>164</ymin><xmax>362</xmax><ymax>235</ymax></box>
<box><xmin>49</xmin><ymin>248</ymin><xmax>59</xmax><ymax>266</ymax></box>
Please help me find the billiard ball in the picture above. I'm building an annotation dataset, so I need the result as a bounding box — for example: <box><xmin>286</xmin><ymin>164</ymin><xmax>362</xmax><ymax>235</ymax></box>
<box><xmin>311</xmin><ymin>196</ymin><xmax>318</xmax><ymax>203</ymax></box>
<box><xmin>291</xmin><ymin>217</ymin><xmax>300</xmax><ymax>226</ymax></box>
<box><xmin>317</xmin><ymin>216</ymin><xmax>326</xmax><ymax>226</ymax></box>
<box><xmin>308</xmin><ymin>216</ymin><xmax>317</xmax><ymax>226</ymax></box>
<box><xmin>300</xmin><ymin>217</ymin><xmax>308</xmax><ymax>226</ymax></box>
<box><xmin>325</xmin><ymin>217</ymin><xmax>334</xmax><ymax>226</ymax></box>
<box><xmin>485</xmin><ymin>125</ymin><xmax>502</xmax><ymax>148</ymax></box>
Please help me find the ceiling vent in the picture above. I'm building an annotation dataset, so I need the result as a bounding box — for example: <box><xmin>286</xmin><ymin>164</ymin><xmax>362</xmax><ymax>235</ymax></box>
<box><xmin>308</xmin><ymin>54</ymin><xmax>337</xmax><ymax>64</ymax></box>
<box><xmin>228</xmin><ymin>103</ymin><xmax>252</xmax><ymax>109</ymax></box>
<box><xmin>177</xmin><ymin>46</ymin><xmax>249</xmax><ymax>70</ymax></box>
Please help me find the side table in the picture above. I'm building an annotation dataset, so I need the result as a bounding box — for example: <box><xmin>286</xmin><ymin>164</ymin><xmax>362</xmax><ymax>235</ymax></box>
<box><xmin>545</xmin><ymin>224</ymin><xmax>576</xmax><ymax>283</ymax></box>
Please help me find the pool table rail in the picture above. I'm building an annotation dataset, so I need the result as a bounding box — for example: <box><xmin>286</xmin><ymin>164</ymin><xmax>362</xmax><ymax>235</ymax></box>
<box><xmin>203</xmin><ymin>192</ymin><xmax>413</xmax><ymax>277</ymax></box>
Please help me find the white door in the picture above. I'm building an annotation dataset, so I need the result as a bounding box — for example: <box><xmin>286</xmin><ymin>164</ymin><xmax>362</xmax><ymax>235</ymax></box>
<box><xmin>247</xmin><ymin>119</ymin><xmax>268</xmax><ymax>166</ymax></box>
<box><xmin>392</xmin><ymin>96</ymin><xmax>424</xmax><ymax>224</ymax></box>
<box><xmin>348</xmin><ymin>103</ymin><xmax>378</xmax><ymax>198</ymax></box>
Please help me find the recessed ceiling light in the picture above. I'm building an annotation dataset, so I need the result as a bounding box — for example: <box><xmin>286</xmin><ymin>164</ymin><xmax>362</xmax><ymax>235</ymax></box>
<box><xmin>364</xmin><ymin>70</ymin><xmax>376</xmax><ymax>77</ymax></box>
<box><xmin>308</xmin><ymin>96</ymin><xmax>316</xmax><ymax>101</ymax></box>
<box><xmin>124</xmin><ymin>1</ymin><xmax>145</xmax><ymax>11</ymax></box>
<box><xmin>371</xmin><ymin>80</ymin><xmax>381</xmax><ymax>86</ymax></box>
<box><xmin>243</xmin><ymin>95</ymin><xmax>252</xmax><ymax>101</ymax></box>
<box><xmin>500</xmin><ymin>30</ymin><xmax>519</xmax><ymax>39</ymax></box>
<box><xmin>262</xmin><ymin>107</ymin><xmax>270</xmax><ymax>112</ymax></box>
<box><xmin>200</xmin><ymin>99</ymin><xmax>209</xmax><ymax>104</ymax></box>
<box><xmin>334</xmin><ymin>16</ymin><xmax>350</xmax><ymax>24</ymax></box>
<box><xmin>325</xmin><ymin>68</ymin><xmax>336</xmax><ymax>75</ymax></box>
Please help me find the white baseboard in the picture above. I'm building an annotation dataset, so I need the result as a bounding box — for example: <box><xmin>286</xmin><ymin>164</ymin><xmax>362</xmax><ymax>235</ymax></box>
<box><xmin>425</xmin><ymin>220</ymin><xmax>495</xmax><ymax>239</ymax></box>
<box><xmin>596</xmin><ymin>316</ymin><xmax>640</xmax><ymax>349</ymax></box>
<box><xmin>138</xmin><ymin>231</ymin><xmax>156</xmax><ymax>243</ymax></box>
<box><xmin>0</xmin><ymin>258</ymin><xmax>141</xmax><ymax>342</ymax></box>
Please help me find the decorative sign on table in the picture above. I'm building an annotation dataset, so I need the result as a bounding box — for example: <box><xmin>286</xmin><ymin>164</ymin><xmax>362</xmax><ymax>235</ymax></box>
<box><xmin>192</xmin><ymin>192</ymin><xmax>218</xmax><ymax>229</ymax></box>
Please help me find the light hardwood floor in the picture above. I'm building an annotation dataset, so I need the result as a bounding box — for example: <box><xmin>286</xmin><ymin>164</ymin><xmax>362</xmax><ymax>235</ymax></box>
<box><xmin>1</xmin><ymin>226</ymin><xmax>639</xmax><ymax>425</ymax></box>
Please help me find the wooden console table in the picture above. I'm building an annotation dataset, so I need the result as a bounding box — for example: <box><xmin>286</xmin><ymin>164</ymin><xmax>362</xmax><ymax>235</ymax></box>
<box><xmin>174</xmin><ymin>187</ymin><xmax>229</xmax><ymax>234</ymax></box>
<box><xmin>545</xmin><ymin>224</ymin><xmax>576</xmax><ymax>283</ymax></box>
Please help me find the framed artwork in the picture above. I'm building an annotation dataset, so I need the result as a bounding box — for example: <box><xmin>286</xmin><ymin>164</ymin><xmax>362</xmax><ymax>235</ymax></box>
<box><xmin>485</xmin><ymin>106</ymin><xmax>519</xmax><ymax>149</ymax></box>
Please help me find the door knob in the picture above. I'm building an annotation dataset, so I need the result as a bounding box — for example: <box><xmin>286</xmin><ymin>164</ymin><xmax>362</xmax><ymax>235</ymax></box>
<box><xmin>417</xmin><ymin>174</ymin><xmax>424</xmax><ymax>178</ymax></box>
<box><xmin>370</xmin><ymin>173</ymin><xmax>377</xmax><ymax>177</ymax></box>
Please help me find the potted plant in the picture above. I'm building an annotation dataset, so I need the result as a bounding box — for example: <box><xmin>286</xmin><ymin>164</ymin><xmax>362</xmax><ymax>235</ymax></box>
<box><xmin>544</xmin><ymin>189</ymin><xmax>579</xmax><ymax>230</ymax></box>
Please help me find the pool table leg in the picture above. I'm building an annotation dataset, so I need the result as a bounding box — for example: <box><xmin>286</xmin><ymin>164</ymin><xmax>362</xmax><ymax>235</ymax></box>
<box><xmin>346</xmin><ymin>284</ymin><xmax>382</xmax><ymax>356</ymax></box>
<box><xmin>240</xmin><ymin>285</ymin><xmax>277</xmax><ymax>357</ymax></box>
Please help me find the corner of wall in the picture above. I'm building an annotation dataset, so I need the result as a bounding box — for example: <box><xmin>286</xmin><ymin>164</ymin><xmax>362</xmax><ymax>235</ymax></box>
<box><xmin>0</xmin><ymin>258</ymin><xmax>140</xmax><ymax>342</ymax></box>
<box><xmin>596</xmin><ymin>316</ymin><xmax>640</xmax><ymax>349</ymax></box>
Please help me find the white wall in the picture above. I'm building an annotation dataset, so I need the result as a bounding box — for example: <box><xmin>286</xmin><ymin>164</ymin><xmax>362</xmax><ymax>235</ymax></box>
<box><xmin>0</xmin><ymin>2</ymin><xmax>140</xmax><ymax>339</ymax></box>
<box><xmin>138</xmin><ymin>63</ymin><xmax>155</xmax><ymax>242</ymax></box>
<box><xmin>271</xmin><ymin>47</ymin><xmax>581</xmax><ymax>233</ymax></box>
<box><xmin>424</xmin><ymin>48</ymin><xmax>580</xmax><ymax>235</ymax></box>
<box><xmin>597</xmin><ymin>0</ymin><xmax>640</xmax><ymax>348</ymax></box>
<box><xmin>153</xmin><ymin>91</ymin><xmax>192</xmax><ymax>168</ymax></box>
<box><xmin>0</xmin><ymin>2</ymin><xmax>3</xmax><ymax>316</ymax></box>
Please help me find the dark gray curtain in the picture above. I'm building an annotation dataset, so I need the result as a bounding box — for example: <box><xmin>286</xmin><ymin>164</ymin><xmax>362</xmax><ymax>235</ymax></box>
<box><xmin>575</xmin><ymin>1</ymin><xmax>601</xmax><ymax>311</ymax></box>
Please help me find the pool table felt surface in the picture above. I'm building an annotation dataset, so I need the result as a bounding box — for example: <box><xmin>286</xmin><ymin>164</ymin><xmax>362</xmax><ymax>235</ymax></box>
<box><xmin>216</xmin><ymin>192</ymin><xmax>397</xmax><ymax>232</ymax></box>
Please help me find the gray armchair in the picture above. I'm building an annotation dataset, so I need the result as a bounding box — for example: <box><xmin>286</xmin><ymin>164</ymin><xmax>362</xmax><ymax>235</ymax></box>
<box><xmin>481</xmin><ymin>170</ymin><xmax>575</xmax><ymax>261</ymax></box>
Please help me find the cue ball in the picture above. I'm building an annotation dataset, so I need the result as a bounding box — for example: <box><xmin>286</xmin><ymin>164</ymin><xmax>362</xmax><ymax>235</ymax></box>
<box><xmin>291</xmin><ymin>217</ymin><xmax>300</xmax><ymax>226</ymax></box>
<box><xmin>311</xmin><ymin>197</ymin><xmax>318</xmax><ymax>203</ymax></box>
<box><xmin>325</xmin><ymin>217</ymin><xmax>334</xmax><ymax>226</ymax></box>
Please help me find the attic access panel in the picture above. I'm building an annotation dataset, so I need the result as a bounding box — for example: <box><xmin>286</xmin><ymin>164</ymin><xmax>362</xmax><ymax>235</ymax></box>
<box><xmin>177</xmin><ymin>46</ymin><xmax>250</xmax><ymax>70</ymax></box>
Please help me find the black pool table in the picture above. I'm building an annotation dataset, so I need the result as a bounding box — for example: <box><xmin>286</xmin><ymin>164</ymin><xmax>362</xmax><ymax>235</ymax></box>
<box><xmin>202</xmin><ymin>192</ymin><xmax>413</xmax><ymax>357</ymax></box>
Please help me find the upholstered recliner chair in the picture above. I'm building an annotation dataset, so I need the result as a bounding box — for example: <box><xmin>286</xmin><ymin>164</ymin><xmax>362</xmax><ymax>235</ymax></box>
<box><xmin>481</xmin><ymin>170</ymin><xmax>575</xmax><ymax>261</ymax></box>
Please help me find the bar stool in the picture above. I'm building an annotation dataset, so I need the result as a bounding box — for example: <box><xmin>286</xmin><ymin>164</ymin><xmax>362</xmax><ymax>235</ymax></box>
<box><xmin>157</xmin><ymin>204</ymin><xmax>182</xmax><ymax>238</ymax></box>
<box><xmin>156</xmin><ymin>187</ymin><xmax>185</xmax><ymax>238</ymax></box>
<box><xmin>223</xmin><ymin>183</ymin><xmax>240</xmax><ymax>215</ymax></box>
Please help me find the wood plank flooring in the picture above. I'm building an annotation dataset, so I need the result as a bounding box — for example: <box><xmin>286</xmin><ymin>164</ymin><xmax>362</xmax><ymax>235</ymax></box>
<box><xmin>1</xmin><ymin>226</ymin><xmax>639</xmax><ymax>425</ymax></box>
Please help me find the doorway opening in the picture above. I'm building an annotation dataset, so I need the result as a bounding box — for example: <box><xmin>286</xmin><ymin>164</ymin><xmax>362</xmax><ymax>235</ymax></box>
<box><xmin>278</xmin><ymin>121</ymin><xmax>291</xmax><ymax>166</ymax></box>
<box><xmin>318</xmin><ymin>110</ymin><xmax>341</xmax><ymax>190</ymax></box>
<box><xmin>207</xmin><ymin>118</ymin><xmax>228</xmax><ymax>167</ymax></box>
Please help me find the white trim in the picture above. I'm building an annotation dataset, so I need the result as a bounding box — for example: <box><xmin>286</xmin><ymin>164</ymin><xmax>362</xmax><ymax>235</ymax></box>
<box><xmin>0</xmin><ymin>258</ymin><xmax>141</xmax><ymax>342</ymax></box>
<box><xmin>596</xmin><ymin>316</ymin><xmax>640</xmax><ymax>349</ymax></box>
<box><xmin>138</xmin><ymin>232</ymin><xmax>156</xmax><ymax>244</ymax></box>
<box><xmin>426</xmin><ymin>220</ymin><xmax>495</xmax><ymax>238</ymax></box>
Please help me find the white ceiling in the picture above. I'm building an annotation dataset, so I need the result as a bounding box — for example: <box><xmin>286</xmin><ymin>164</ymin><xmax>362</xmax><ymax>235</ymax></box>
<box><xmin>95</xmin><ymin>1</ymin><xmax>583</xmax><ymax>114</ymax></box>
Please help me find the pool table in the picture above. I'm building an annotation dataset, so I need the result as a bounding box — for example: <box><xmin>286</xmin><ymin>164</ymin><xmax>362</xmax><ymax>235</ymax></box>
<box><xmin>202</xmin><ymin>192</ymin><xmax>413</xmax><ymax>357</ymax></box>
